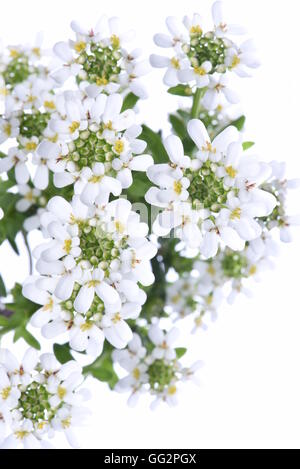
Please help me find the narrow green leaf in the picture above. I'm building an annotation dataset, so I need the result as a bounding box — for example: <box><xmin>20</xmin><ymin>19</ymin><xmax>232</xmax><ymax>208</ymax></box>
<box><xmin>231</xmin><ymin>115</ymin><xmax>246</xmax><ymax>131</ymax></box>
<box><xmin>121</xmin><ymin>92</ymin><xmax>139</xmax><ymax>112</ymax></box>
<box><xmin>14</xmin><ymin>326</ymin><xmax>40</xmax><ymax>350</ymax></box>
<box><xmin>0</xmin><ymin>275</ymin><xmax>6</xmax><ymax>297</ymax></box>
<box><xmin>54</xmin><ymin>343</ymin><xmax>74</xmax><ymax>364</ymax></box>
<box><xmin>242</xmin><ymin>141</ymin><xmax>255</xmax><ymax>151</ymax></box>
<box><xmin>167</xmin><ymin>84</ymin><xmax>193</xmax><ymax>97</ymax></box>
<box><xmin>140</xmin><ymin>125</ymin><xmax>169</xmax><ymax>164</ymax></box>
<box><xmin>175</xmin><ymin>347</ymin><xmax>187</xmax><ymax>359</ymax></box>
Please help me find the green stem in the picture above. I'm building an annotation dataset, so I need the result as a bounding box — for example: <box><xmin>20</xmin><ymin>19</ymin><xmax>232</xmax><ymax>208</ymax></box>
<box><xmin>191</xmin><ymin>87</ymin><xmax>203</xmax><ymax>119</ymax></box>
<box><xmin>22</xmin><ymin>231</ymin><xmax>33</xmax><ymax>276</ymax></box>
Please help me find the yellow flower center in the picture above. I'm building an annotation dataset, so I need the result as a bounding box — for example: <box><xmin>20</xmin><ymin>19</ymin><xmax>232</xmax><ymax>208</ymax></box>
<box><xmin>9</xmin><ymin>49</ymin><xmax>20</xmax><ymax>58</ymax></box>
<box><xmin>1</xmin><ymin>387</ymin><xmax>11</xmax><ymax>400</ymax></box>
<box><xmin>168</xmin><ymin>385</ymin><xmax>177</xmax><ymax>396</ymax></box>
<box><xmin>57</xmin><ymin>386</ymin><xmax>67</xmax><ymax>400</ymax></box>
<box><xmin>112</xmin><ymin>313</ymin><xmax>122</xmax><ymax>324</ymax></box>
<box><xmin>114</xmin><ymin>139</ymin><xmax>124</xmax><ymax>154</ymax></box>
<box><xmin>190</xmin><ymin>25</ymin><xmax>202</xmax><ymax>35</ymax></box>
<box><xmin>173</xmin><ymin>180</ymin><xmax>183</xmax><ymax>195</ymax></box>
<box><xmin>80</xmin><ymin>321</ymin><xmax>94</xmax><ymax>332</ymax></box>
<box><xmin>133</xmin><ymin>368</ymin><xmax>141</xmax><ymax>380</ymax></box>
<box><xmin>231</xmin><ymin>54</ymin><xmax>241</xmax><ymax>68</ymax></box>
<box><xmin>74</xmin><ymin>41</ymin><xmax>86</xmax><ymax>53</ymax></box>
<box><xmin>25</xmin><ymin>190</ymin><xmax>34</xmax><ymax>201</ymax></box>
<box><xmin>207</xmin><ymin>265</ymin><xmax>216</xmax><ymax>276</ymax></box>
<box><xmin>96</xmin><ymin>77</ymin><xmax>108</xmax><ymax>86</ymax></box>
<box><xmin>225</xmin><ymin>165</ymin><xmax>237</xmax><ymax>178</ymax></box>
<box><xmin>230</xmin><ymin>207</ymin><xmax>242</xmax><ymax>220</ymax></box>
<box><xmin>115</xmin><ymin>221</ymin><xmax>125</xmax><ymax>233</ymax></box>
<box><xmin>201</xmin><ymin>141</ymin><xmax>216</xmax><ymax>153</ymax></box>
<box><xmin>44</xmin><ymin>100</ymin><xmax>56</xmax><ymax>110</ymax></box>
<box><xmin>171</xmin><ymin>294</ymin><xmax>181</xmax><ymax>304</ymax></box>
<box><xmin>32</xmin><ymin>47</ymin><xmax>41</xmax><ymax>57</ymax></box>
<box><xmin>171</xmin><ymin>57</ymin><xmax>180</xmax><ymax>69</ymax></box>
<box><xmin>25</xmin><ymin>142</ymin><xmax>38</xmax><ymax>152</ymax></box>
<box><xmin>206</xmin><ymin>295</ymin><xmax>213</xmax><ymax>306</ymax></box>
<box><xmin>63</xmin><ymin>238</ymin><xmax>72</xmax><ymax>254</ymax></box>
<box><xmin>69</xmin><ymin>121</ymin><xmax>80</xmax><ymax>134</ymax></box>
<box><xmin>194</xmin><ymin>66</ymin><xmax>206</xmax><ymax>76</ymax></box>
<box><xmin>43</xmin><ymin>298</ymin><xmax>54</xmax><ymax>312</ymax></box>
<box><xmin>110</xmin><ymin>35</ymin><xmax>120</xmax><ymax>49</ymax></box>
<box><xmin>249</xmin><ymin>265</ymin><xmax>257</xmax><ymax>275</ymax></box>
<box><xmin>61</xmin><ymin>417</ymin><xmax>71</xmax><ymax>429</ymax></box>
<box><xmin>89</xmin><ymin>175</ymin><xmax>103</xmax><ymax>183</ymax></box>
<box><xmin>4</xmin><ymin>123</ymin><xmax>12</xmax><ymax>136</ymax></box>
<box><xmin>15</xmin><ymin>431</ymin><xmax>29</xmax><ymax>440</ymax></box>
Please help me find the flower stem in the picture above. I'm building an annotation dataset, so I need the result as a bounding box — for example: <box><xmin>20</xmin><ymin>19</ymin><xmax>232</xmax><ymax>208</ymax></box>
<box><xmin>191</xmin><ymin>87</ymin><xmax>204</xmax><ymax>119</ymax></box>
<box><xmin>22</xmin><ymin>230</ymin><xmax>33</xmax><ymax>276</ymax></box>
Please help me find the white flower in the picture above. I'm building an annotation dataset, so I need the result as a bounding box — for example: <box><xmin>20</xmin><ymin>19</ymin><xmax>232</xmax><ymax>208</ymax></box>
<box><xmin>0</xmin><ymin>116</ymin><xmax>19</xmax><ymax>143</ymax></box>
<box><xmin>0</xmin><ymin>350</ymin><xmax>90</xmax><ymax>449</ymax></box>
<box><xmin>201</xmin><ymin>73</ymin><xmax>239</xmax><ymax>110</ymax></box>
<box><xmin>0</xmin><ymin>147</ymin><xmax>29</xmax><ymax>183</ymax></box>
<box><xmin>32</xmin><ymin>140</ymin><xmax>61</xmax><ymax>190</ymax></box>
<box><xmin>212</xmin><ymin>1</ymin><xmax>247</xmax><ymax>37</ymax></box>
<box><xmin>148</xmin><ymin>325</ymin><xmax>179</xmax><ymax>360</ymax></box>
<box><xmin>15</xmin><ymin>184</ymin><xmax>41</xmax><ymax>213</ymax></box>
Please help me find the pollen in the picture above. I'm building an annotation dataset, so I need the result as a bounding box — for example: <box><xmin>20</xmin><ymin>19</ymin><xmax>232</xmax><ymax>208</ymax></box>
<box><xmin>89</xmin><ymin>175</ymin><xmax>102</xmax><ymax>183</ymax></box>
<box><xmin>114</xmin><ymin>139</ymin><xmax>124</xmax><ymax>154</ymax></box>
<box><xmin>206</xmin><ymin>295</ymin><xmax>213</xmax><ymax>306</ymax></box>
<box><xmin>25</xmin><ymin>190</ymin><xmax>34</xmax><ymax>201</ymax></box>
<box><xmin>9</xmin><ymin>49</ymin><xmax>20</xmax><ymax>58</ymax></box>
<box><xmin>115</xmin><ymin>221</ymin><xmax>125</xmax><ymax>233</ymax></box>
<box><xmin>171</xmin><ymin>57</ymin><xmax>180</xmax><ymax>69</ymax></box>
<box><xmin>32</xmin><ymin>47</ymin><xmax>41</xmax><ymax>57</ymax></box>
<box><xmin>194</xmin><ymin>66</ymin><xmax>206</xmax><ymax>76</ymax></box>
<box><xmin>207</xmin><ymin>265</ymin><xmax>216</xmax><ymax>276</ymax></box>
<box><xmin>43</xmin><ymin>298</ymin><xmax>54</xmax><ymax>312</ymax></box>
<box><xmin>61</xmin><ymin>417</ymin><xmax>71</xmax><ymax>429</ymax></box>
<box><xmin>25</xmin><ymin>142</ymin><xmax>38</xmax><ymax>152</ymax></box>
<box><xmin>190</xmin><ymin>25</ymin><xmax>202</xmax><ymax>35</ymax></box>
<box><xmin>173</xmin><ymin>180</ymin><xmax>182</xmax><ymax>195</ymax></box>
<box><xmin>57</xmin><ymin>386</ymin><xmax>67</xmax><ymax>400</ymax></box>
<box><xmin>110</xmin><ymin>35</ymin><xmax>120</xmax><ymax>49</ymax></box>
<box><xmin>4</xmin><ymin>123</ymin><xmax>12</xmax><ymax>136</ymax></box>
<box><xmin>44</xmin><ymin>100</ymin><xmax>56</xmax><ymax>110</ymax></box>
<box><xmin>80</xmin><ymin>321</ymin><xmax>94</xmax><ymax>332</ymax></box>
<box><xmin>168</xmin><ymin>385</ymin><xmax>177</xmax><ymax>396</ymax></box>
<box><xmin>249</xmin><ymin>265</ymin><xmax>257</xmax><ymax>275</ymax></box>
<box><xmin>230</xmin><ymin>207</ymin><xmax>242</xmax><ymax>220</ymax></box>
<box><xmin>15</xmin><ymin>431</ymin><xmax>29</xmax><ymax>440</ymax></box>
<box><xmin>225</xmin><ymin>165</ymin><xmax>237</xmax><ymax>178</ymax></box>
<box><xmin>112</xmin><ymin>313</ymin><xmax>122</xmax><ymax>324</ymax></box>
<box><xmin>201</xmin><ymin>141</ymin><xmax>216</xmax><ymax>153</ymax></box>
<box><xmin>1</xmin><ymin>387</ymin><xmax>11</xmax><ymax>400</ymax></box>
<box><xmin>63</xmin><ymin>238</ymin><xmax>72</xmax><ymax>254</ymax></box>
<box><xmin>96</xmin><ymin>77</ymin><xmax>108</xmax><ymax>86</ymax></box>
<box><xmin>69</xmin><ymin>121</ymin><xmax>80</xmax><ymax>134</ymax></box>
<box><xmin>74</xmin><ymin>41</ymin><xmax>86</xmax><ymax>53</ymax></box>
<box><xmin>133</xmin><ymin>368</ymin><xmax>141</xmax><ymax>380</ymax></box>
<box><xmin>231</xmin><ymin>54</ymin><xmax>241</xmax><ymax>68</ymax></box>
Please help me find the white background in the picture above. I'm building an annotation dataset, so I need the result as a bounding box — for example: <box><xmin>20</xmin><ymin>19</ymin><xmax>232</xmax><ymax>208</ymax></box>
<box><xmin>1</xmin><ymin>0</ymin><xmax>300</xmax><ymax>449</ymax></box>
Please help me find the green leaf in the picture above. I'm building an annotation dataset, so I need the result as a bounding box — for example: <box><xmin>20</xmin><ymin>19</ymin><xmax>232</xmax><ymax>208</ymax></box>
<box><xmin>14</xmin><ymin>326</ymin><xmax>40</xmax><ymax>350</ymax></box>
<box><xmin>0</xmin><ymin>275</ymin><xmax>6</xmax><ymax>297</ymax></box>
<box><xmin>83</xmin><ymin>344</ymin><xmax>118</xmax><ymax>389</ymax></box>
<box><xmin>242</xmin><ymin>141</ymin><xmax>255</xmax><ymax>151</ymax></box>
<box><xmin>167</xmin><ymin>84</ymin><xmax>193</xmax><ymax>97</ymax></box>
<box><xmin>121</xmin><ymin>92</ymin><xmax>139</xmax><ymax>112</ymax></box>
<box><xmin>231</xmin><ymin>115</ymin><xmax>246</xmax><ymax>131</ymax></box>
<box><xmin>0</xmin><ymin>283</ymin><xmax>39</xmax><ymax>341</ymax></box>
<box><xmin>169</xmin><ymin>114</ymin><xmax>195</xmax><ymax>153</ymax></box>
<box><xmin>140</xmin><ymin>125</ymin><xmax>169</xmax><ymax>164</ymax></box>
<box><xmin>54</xmin><ymin>343</ymin><xmax>74</xmax><ymax>364</ymax></box>
<box><xmin>175</xmin><ymin>347</ymin><xmax>187</xmax><ymax>359</ymax></box>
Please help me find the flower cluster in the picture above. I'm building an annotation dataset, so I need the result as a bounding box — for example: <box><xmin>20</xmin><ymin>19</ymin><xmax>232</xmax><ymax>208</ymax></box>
<box><xmin>0</xmin><ymin>349</ymin><xmax>90</xmax><ymax>449</ymax></box>
<box><xmin>150</xmin><ymin>1</ymin><xmax>259</xmax><ymax>110</ymax></box>
<box><xmin>146</xmin><ymin>121</ymin><xmax>277</xmax><ymax>257</ymax></box>
<box><xmin>52</xmin><ymin>16</ymin><xmax>149</xmax><ymax>99</ymax></box>
<box><xmin>113</xmin><ymin>329</ymin><xmax>202</xmax><ymax>409</ymax></box>
<box><xmin>24</xmin><ymin>196</ymin><xmax>156</xmax><ymax>356</ymax></box>
<box><xmin>0</xmin><ymin>1</ymin><xmax>297</xmax><ymax>449</ymax></box>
